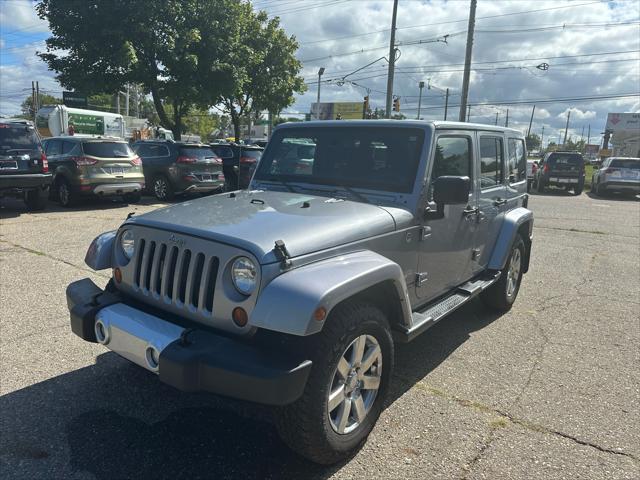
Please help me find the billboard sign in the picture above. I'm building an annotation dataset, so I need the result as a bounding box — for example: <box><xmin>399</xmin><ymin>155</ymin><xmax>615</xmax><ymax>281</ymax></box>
<box><xmin>62</xmin><ymin>91</ymin><xmax>88</xmax><ymax>108</ymax></box>
<box><xmin>584</xmin><ymin>144</ymin><xmax>599</xmax><ymax>157</ymax></box>
<box><xmin>606</xmin><ymin>113</ymin><xmax>640</xmax><ymax>157</ymax></box>
<box><xmin>311</xmin><ymin>102</ymin><xmax>364</xmax><ymax>120</ymax></box>
<box><xmin>68</xmin><ymin>113</ymin><xmax>105</xmax><ymax>135</ymax></box>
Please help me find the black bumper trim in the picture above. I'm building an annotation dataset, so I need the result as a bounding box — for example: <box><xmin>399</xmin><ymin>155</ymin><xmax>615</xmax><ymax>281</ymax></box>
<box><xmin>0</xmin><ymin>173</ymin><xmax>52</xmax><ymax>190</ymax></box>
<box><xmin>66</xmin><ymin>278</ymin><xmax>312</xmax><ymax>406</ymax></box>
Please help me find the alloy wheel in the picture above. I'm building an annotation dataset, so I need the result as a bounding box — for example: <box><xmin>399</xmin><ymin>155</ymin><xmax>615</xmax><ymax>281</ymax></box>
<box><xmin>327</xmin><ymin>334</ymin><xmax>382</xmax><ymax>435</ymax></box>
<box><xmin>506</xmin><ymin>248</ymin><xmax>521</xmax><ymax>298</ymax></box>
<box><xmin>154</xmin><ymin>178</ymin><xmax>167</xmax><ymax>199</ymax></box>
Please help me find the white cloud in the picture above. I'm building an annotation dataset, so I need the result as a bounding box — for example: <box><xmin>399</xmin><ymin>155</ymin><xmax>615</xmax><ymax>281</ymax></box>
<box><xmin>557</xmin><ymin>108</ymin><xmax>597</xmax><ymax>120</ymax></box>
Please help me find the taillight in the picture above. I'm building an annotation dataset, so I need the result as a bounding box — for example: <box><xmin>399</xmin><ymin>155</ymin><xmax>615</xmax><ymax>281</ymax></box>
<box><xmin>41</xmin><ymin>152</ymin><xmax>49</xmax><ymax>173</ymax></box>
<box><xmin>543</xmin><ymin>164</ymin><xmax>549</xmax><ymax>174</ymax></box>
<box><xmin>532</xmin><ymin>164</ymin><xmax>538</xmax><ymax>174</ymax></box>
<box><xmin>177</xmin><ymin>155</ymin><xmax>197</xmax><ymax>164</ymax></box>
<box><xmin>239</xmin><ymin>156</ymin><xmax>256</xmax><ymax>164</ymax></box>
<box><xmin>131</xmin><ymin>156</ymin><xmax>142</xmax><ymax>166</ymax></box>
<box><xmin>72</xmin><ymin>156</ymin><xmax>97</xmax><ymax>166</ymax></box>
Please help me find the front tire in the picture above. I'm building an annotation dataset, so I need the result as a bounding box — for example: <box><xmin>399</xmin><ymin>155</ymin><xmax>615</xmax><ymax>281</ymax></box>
<box><xmin>276</xmin><ymin>302</ymin><xmax>393</xmax><ymax>464</ymax></box>
<box><xmin>152</xmin><ymin>175</ymin><xmax>174</xmax><ymax>201</ymax></box>
<box><xmin>481</xmin><ymin>234</ymin><xmax>525</xmax><ymax>311</ymax></box>
<box><xmin>57</xmin><ymin>178</ymin><xmax>76</xmax><ymax>207</ymax></box>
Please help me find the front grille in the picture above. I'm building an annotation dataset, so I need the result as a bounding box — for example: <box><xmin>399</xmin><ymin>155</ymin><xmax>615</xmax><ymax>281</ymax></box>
<box><xmin>133</xmin><ymin>238</ymin><xmax>220</xmax><ymax>313</ymax></box>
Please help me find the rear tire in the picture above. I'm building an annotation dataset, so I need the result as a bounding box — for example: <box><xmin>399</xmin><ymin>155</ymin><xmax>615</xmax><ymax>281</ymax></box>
<box><xmin>573</xmin><ymin>186</ymin><xmax>583</xmax><ymax>196</ymax></box>
<box><xmin>57</xmin><ymin>178</ymin><xmax>76</xmax><ymax>207</ymax></box>
<box><xmin>481</xmin><ymin>234</ymin><xmax>525</xmax><ymax>312</ymax></box>
<box><xmin>24</xmin><ymin>188</ymin><xmax>47</xmax><ymax>211</ymax></box>
<box><xmin>275</xmin><ymin>302</ymin><xmax>393</xmax><ymax>465</ymax></box>
<box><xmin>152</xmin><ymin>175</ymin><xmax>174</xmax><ymax>201</ymax></box>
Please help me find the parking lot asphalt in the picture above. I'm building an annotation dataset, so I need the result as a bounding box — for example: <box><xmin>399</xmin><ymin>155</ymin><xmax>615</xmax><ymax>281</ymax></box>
<box><xmin>1</xmin><ymin>190</ymin><xmax>639</xmax><ymax>480</ymax></box>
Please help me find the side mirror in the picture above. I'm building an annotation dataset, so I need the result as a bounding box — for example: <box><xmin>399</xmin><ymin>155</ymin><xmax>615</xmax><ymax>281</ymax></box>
<box><xmin>433</xmin><ymin>176</ymin><xmax>471</xmax><ymax>205</ymax></box>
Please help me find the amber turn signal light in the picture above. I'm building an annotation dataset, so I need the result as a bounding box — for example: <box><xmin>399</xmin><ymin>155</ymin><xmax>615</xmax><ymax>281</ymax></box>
<box><xmin>314</xmin><ymin>307</ymin><xmax>327</xmax><ymax>321</ymax></box>
<box><xmin>232</xmin><ymin>307</ymin><xmax>248</xmax><ymax>327</ymax></box>
<box><xmin>114</xmin><ymin>267</ymin><xmax>122</xmax><ymax>283</ymax></box>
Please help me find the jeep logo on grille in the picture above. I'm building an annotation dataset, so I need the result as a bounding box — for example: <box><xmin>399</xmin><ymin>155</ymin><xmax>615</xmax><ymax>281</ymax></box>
<box><xmin>168</xmin><ymin>234</ymin><xmax>186</xmax><ymax>248</ymax></box>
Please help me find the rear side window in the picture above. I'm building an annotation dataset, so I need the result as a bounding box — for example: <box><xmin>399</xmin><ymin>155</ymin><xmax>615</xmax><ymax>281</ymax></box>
<box><xmin>178</xmin><ymin>146</ymin><xmax>219</xmax><ymax>159</ymax></box>
<box><xmin>610</xmin><ymin>159</ymin><xmax>640</xmax><ymax>169</ymax></box>
<box><xmin>240</xmin><ymin>149</ymin><xmax>262</xmax><ymax>161</ymax></box>
<box><xmin>507</xmin><ymin>138</ymin><xmax>527</xmax><ymax>183</ymax></box>
<box><xmin>82</xmin><ymin>142</ymin><xmax>133</xmax><ymax>158</ymax></box>
<box><xmin>0</xmin><ymin>124</ymin><xmax>40</xmax><ymax>153</ymax></box>
<box><xmin>479</xmin><ymin>136</ymin><xmax>504</xmax><ymax>188</ymax></box>
<box><xmin>135</xmin><ymin>144</ymin><xmax>169</xmax><ymax>157</ymax></box>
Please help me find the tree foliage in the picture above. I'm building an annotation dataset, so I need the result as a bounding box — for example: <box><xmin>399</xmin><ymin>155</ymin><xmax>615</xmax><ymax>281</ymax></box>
<box><xmin>36</xmin><ymin>0</ymin><xmax>304</xmax><ymax>141</ymax></box>
<box><xmin>525</xmin><ymin>133</ymin><xmax>541</xmax><ymax>151</ymax></box>
<box><xmin>20</xmin><ymin>93</ymin><xmax>61</xmax><ymax>118</ymax></box>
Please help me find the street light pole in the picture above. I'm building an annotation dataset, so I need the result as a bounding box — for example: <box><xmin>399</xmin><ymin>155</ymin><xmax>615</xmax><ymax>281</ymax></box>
<box><xmin>316</xmin><ymin>67</ymin><xmax>325</xmax><ymax>120</ymax></box>
<box><xmin>459</xmin><ymin>0</ymin><xmax>477</xmax><ymax>122</ymax></box>
<box><xmin>417</xmin><ymin>81</ymin><xmax>425</xmax><ymax>120</ymax></box>
<box><xmin>563</xmin><ymin>110</ymin><xmax>571</xmax><ymax>145</ymax></box>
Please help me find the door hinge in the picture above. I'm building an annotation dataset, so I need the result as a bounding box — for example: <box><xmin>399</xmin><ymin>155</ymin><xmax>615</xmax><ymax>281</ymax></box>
<box><xmin>420</xmin><ymin>226</ymin><xmax>432</xmax><ymax>240</ymax></box>
<box><xmin>416</xmin><ymin>272</ymin><xmax>428</xmax><ymax>286</ymax></box>
<box><xmin>472</xmin><ymin>248</ymin><xmax>481</xmax><ymax>261</ymax></box>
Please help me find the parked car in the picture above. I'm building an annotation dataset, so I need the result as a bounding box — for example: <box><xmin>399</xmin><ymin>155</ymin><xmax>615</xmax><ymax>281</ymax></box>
<box><xmin>43</xmin><ymin>136</ymin><xmax>144</xmax><ymax>207</ymax></box>
<box><xmin>534</xmin><ymin>151</ymin><xmax>585</xmax><ymax>195</ymax></box>
<box><xmin>132</xmin><ymin>140</ymin><xmax>225</xmax><ymax>200</ymax></box>
<box><xmin>66</xmin><ymin>120</ymin><xmax>533</xmax><ymax>464</ymax></box>
<box><xmin>210</xmin><ymin>143</ymin><xmax>262</xmax><ymax>190</ymax></box>
<box><xmin>0</xmin><ymin>118</ymin><xmax>51</xmax><ymax>210</ymax></box>
<box><xmin>526</xmin><ymin>159</ymin><xmax>538</xmax><ymax>192</ymax></box>
<box><xmin>591</xmin><ymin>157</ymin><xmax>640</xmax><ymax>197</ymax></box>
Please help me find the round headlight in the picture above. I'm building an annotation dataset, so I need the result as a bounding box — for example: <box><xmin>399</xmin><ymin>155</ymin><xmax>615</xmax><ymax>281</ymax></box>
<box><xmin>231</xmin><ymin>257</ymin><xmax>257</xmax><ymax>295</ymax></box>
<box><xmin>120</xmin><ymin>230</ymin><xmax>135</xmax><ymax>260</ymax></box>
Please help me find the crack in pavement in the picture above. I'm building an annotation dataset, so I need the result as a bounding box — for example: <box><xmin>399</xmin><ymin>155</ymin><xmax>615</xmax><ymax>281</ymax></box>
<box><xmin>535</xmin><ymin>225</ymin><xmax>639</xmax><ymax>239</ymax></box>
<box><xmin>407</xmin><ymin>381</ymin><xmax>640</xmax><ymax>464</ymax></box>
<box><xmin>0</xmin><ymin>239</ymin><xmax>109</xmax><ymax>279</ymax></box>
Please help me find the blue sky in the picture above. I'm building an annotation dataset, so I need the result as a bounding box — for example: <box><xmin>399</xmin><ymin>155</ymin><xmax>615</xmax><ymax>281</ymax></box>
<box><xmin>1</xmin><ymin>0</ymin><xmax>639</xmax><ymax>145</ymax></box>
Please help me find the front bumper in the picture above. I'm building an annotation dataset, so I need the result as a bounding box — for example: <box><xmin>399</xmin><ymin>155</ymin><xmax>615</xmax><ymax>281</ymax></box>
<box><xmin>0</xmin><ymin>173</ymin><xmax>52</xmax><ymax>191</ymax></box>
<box><xmin>66</xmin><ymin>278</ymin><xmax>312</xmax><ymax>406</ymax></box>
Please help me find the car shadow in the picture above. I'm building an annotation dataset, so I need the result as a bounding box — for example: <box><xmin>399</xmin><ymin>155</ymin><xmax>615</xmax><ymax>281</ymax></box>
<box><xmin>586</xmin><ymin>191</ymin><xmax>639</xmax><ymax>202</ymax></box>
<box><xmin>0</xmin><ymin>300</ymin><xmax>500</xmax><ymax>479</ymax></box>
<box><xmin>527</xmin><ymin>187</ymin><xmax>578</xmax><ymax>197</ymax></box>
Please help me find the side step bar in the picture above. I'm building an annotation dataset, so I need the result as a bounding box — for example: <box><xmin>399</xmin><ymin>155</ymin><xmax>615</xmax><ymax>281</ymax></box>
<box><xmin>393</xmin><ymin>271</ymin><xmax>501</xmax><ymax>343</ymax></box>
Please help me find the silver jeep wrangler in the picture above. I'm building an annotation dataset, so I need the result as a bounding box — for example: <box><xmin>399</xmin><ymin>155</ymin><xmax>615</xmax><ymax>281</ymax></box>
<box><xmin>67</xmin><ymin>120</ymin><xmax>533</xmax><ymax>464</ymax></box>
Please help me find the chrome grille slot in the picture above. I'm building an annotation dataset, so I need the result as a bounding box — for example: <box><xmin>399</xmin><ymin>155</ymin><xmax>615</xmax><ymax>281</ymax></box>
<box><xmin>134</xmin><ymin>239</ymin><xmax>146</xmax><ymax>287</ymax></box>
<box><xmin>204</xmin><ymin>257</ymin><xmax>220</xmax><ymax>312</ymax></box>
<box><xmin>152</xmin><ymin>244</ymin><xmax>167</xmax><ymax>296</ymax></box>
<box><xmin>143</xmin><ymin>241</ymin><xmax>156</xmax><ymax>291</ymax></box>
<box><xmin>177</xmin><ymin>249</ymin><xmax>192</xmax><ymax>304</ymax></box>
<box><xmin>162</xmin><ymin>246</ymin><xmax>179</xmax><ymax>299</ymax></box>
<box><xmin>190</xmin><ymin>253</ymin><xmax>206</xmax><ymax>309</ymax></box>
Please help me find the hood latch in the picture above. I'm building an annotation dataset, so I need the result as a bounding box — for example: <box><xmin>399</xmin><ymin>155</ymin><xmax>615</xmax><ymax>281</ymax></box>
<box><xmin>273</xmin><ymin>240</ymin><xmax>292</xmax><ymax>270</ymax></box>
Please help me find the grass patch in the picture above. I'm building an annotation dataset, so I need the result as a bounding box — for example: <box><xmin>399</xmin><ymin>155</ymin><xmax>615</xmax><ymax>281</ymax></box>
<box><xmin>585</xmin><ymin>164</ymin><xmax>594</xmax><ymax>189</ymax></box>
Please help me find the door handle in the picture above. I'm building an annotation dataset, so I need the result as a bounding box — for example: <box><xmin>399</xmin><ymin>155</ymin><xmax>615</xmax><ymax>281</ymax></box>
<box><xmin>493</xmin><ymin>198</ymin><xmax>507</xmax><ymax>206</ymax></box>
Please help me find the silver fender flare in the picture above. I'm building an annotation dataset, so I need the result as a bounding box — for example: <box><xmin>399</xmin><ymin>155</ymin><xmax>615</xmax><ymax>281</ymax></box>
<box><xmin>251</xmin><ymin>250</ymin><xmax>412</xmax><ymax>336</ymax></box>
<box><xmin>488</xmin><ymin>207</ymin><xmax>533</xmax><ymax>271</ymax></box>
<box><xmin>85</xmin><ymin>230</ymin><xmax>116</xmax><ymax>270</ymax></box>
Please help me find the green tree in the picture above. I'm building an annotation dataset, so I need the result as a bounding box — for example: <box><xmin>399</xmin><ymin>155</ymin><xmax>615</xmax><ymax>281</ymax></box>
<box><xmin>274</xmin><ymin>116</ymin><xmax>302</xmax><ymax>126</ymax></box>
<box><xmin>216</xmin><ymin>4</ymin><xmax>306</xmax><ymax>141</ymax></box>
<box><xmin>525</xmin><ymin>133</ymin><xmax>541</xmax><ymax>151</ymax></box>
<box><xmin>183</xmin><ymin>110</ymin><xmax>221</xmax><ymax>142</ymax></box>
<box><xmin>20</xmin><ymin>93</ymin><xmax>61</xmax><ymax>118</ymax></box>
<box><xmin>37</xmin><ymin>0</ymin><xmax>240</xmax><ymax>140</ymax></box>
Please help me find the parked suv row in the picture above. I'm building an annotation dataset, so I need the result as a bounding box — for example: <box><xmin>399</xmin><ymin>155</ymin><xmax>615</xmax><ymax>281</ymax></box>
<box><xmin>533</xmin><ymin>151</ymin><xmax>585</xmax><ymax>195</ymax></box>
<box><xmin>210</xmin><ymin>142</ymin><xmax>263</xmax><ymax>190</ymax></box>
<box><xmin>0</xmin><ymin>118</ymin><xmax>51</xmax><ymax>210</ymax></box>
<box><xmin>132</xmin><ymin>140</ymin><xmax>225</xmax><ymax>200</ymax></box>
<box><xmin>591</xmin><ymin>157</ymin><xmax>640</xmax><ymax>197</ymax></box>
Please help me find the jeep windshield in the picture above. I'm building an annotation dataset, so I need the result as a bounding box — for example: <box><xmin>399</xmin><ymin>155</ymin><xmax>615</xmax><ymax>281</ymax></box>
<box><xmin>254</xmin><ymin>126</ymin><xmax>426</xmax><ymax>194</ymax></box>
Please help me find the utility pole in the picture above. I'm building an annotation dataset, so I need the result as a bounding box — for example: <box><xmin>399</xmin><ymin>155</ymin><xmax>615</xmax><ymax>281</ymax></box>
<box><xmin>116</xmin><ymin>93</ymin><xmax>120</xmax><ymax>115</ymax></box>
<box><xmin>505</xmin><ymin>109</ymin><xmax>509</xmax><ymax>127</ymax></box>
<box><xmin>417</xmin><ymin>81</ymin><xmax>425</xmax><ymax>120</ymax></box>
<box><xmin>458</xmin><ymin>0</ymin><xmax>477</xmax><ymax>122</ymax></box>
<box><xmin>35</xmin><ymin>81</ymin><xmax>40</xmax><ymax>113</ymax></box>
<box><xmin>563</xmin><ymin>110</ymin><xmax>571</xmax><ymax>145</ymax></box>
<box><xmin>125</xmin><ymin>84</ymin><xmax>130</xmax><ymax>117</ymax></box>
<box><xmin>467</xmin><ymin>104</ymin><xmax>471</xmax><ymax>122</ymax></box>
<box><xmin>527</xmin><ymin>105</ymin><xmax>536</xmax><ymax>137</ymax></box>
<box><xmin>587</xmin><ymin>124</ymin><xmax>591</xmax><ymax>145</ymax></box>
<box><xmin>495</xmin><ymin>112</ymin><xmax>499</xmax><ymax>125</ymax></box>
<box><xmin>580</xmin><ymin>125</ymin><xmax>585</xmax><ymax>142</ymax></box>
<box><xmin>444</xmin><ymin>88</ymin><xmax>449</xmax><ymax>120</ymax></box>
<box><xmin>541</xmin><ymin>125</ymin><xmax>545</xmax><ymax>149</ymax></box>
<box><xmin>385</xmin><ymin>0</ymin><xmax>399</xmax><ymax>118</ymax></box>
<box><xmin>135</xmin><ymin>85</ymin><xmax>140</xmax><ymax>118</ymax></box>
<box><xmin>31</xmin><ymin>81</ymin><xmax>36</xmax><ymax>121</ymax></box>
<box><xmin>316</xmin><ymin>67</ymin><xmax>325</xmax><ymax>119</ymax></box>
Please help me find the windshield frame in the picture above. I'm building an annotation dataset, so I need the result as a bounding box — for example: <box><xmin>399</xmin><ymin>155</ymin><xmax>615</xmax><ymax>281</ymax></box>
<box><xmin>254</xmin><ymin>124</ymin><xmax>430</xmax><ymax>197</ymax></box>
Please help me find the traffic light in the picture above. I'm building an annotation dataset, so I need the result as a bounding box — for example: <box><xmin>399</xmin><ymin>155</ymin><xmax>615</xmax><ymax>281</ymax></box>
<box><xmin>393</xmin><ymin>96</ymin><xmax>400</xmax><ymax>112</ymax></box>
<box><xmin>363</xmin><ymin>95</ymin><xmax>370</xmax><ymax>119</ymax></box>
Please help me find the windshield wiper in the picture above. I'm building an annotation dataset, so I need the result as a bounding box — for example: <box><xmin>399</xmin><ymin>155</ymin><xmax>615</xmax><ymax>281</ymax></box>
<box><xmin>333</xmin><ymin>184</ymin><xmax>370</xmax><ymax>204</ymax></box>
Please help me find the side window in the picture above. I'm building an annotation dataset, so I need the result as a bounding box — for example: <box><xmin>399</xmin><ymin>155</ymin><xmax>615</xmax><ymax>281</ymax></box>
<box><xmin>431</xmin><ymin>136</ymin><xmax>472</xmax><ymax>180</ymax></box>
<box><xmin>134</xmin><ymin>144</ymin><xmax>151</xmax><ymax>157</ymax></box>
<box><xmin>62</xmin><ymin>141</ymin><xmax>79</xmax><ymax>155</ymax></box>
<box><xmin>507</xmin><ymin>138</ymin><xmax>527</xmax><ymax>183</ymax></box>
<box><xmin>148</xmin><ymin>144</ymin><xmax>170</xmax><ymax>157</ymax></box>
<box><xmin>479</xmin><ymin>136</ymin><xmax>504</xmax><ymax>188</ymax></box>
<box><xmin>46</xmin><ymin>139</ymin><xmax>61</xmax><ymax>156</ymax></box>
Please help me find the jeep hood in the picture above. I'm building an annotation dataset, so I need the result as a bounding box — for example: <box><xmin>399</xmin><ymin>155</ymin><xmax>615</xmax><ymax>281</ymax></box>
<box><xmin>127</xmin><ymin>190</ymin><xmax>411</xmax><ymax>264</ymax></box>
